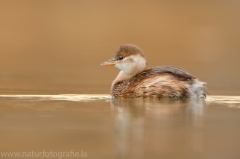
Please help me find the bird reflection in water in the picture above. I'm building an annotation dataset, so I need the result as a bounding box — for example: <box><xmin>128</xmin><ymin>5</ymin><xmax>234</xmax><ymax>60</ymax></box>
<box><xmin>109</xmin><ymin>98</ymin><xmax>205</xmax><ymax>158</ymax></box>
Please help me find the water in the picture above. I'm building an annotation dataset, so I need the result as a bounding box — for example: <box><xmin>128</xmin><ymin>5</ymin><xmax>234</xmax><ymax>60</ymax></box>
<box><xmin>1</xmin><ymin>1</ymin><xmax>240</xmax><ymax>158</ymax></box>
<box><xmin>0</xmin><ymin>94</ymin><xmax>240</xmax><ymax>159</ymax></box>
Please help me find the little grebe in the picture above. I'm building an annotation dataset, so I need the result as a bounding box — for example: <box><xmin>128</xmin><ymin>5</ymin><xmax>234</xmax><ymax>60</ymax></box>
<box><xmin>101</xmin><ymin>44</ymin><xmax>206</xmax><ymax>98</ymax></box>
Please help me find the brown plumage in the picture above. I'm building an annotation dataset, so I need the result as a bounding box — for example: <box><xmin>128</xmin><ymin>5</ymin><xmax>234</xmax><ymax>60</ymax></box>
<box><xmin>112</xmin><ymin>66</ymin><xmax>194</xmax><ymax>98</ymax></box>
<box><xmin>101</xmin><ymin>44</ymin><xmax>206</xmax><ymax>98</ymax></box>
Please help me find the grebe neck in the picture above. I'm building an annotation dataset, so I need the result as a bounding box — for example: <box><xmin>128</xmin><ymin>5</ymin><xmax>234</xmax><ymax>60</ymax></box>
<box><xmin>111</xmin><ymin>67</ymin><xmax>147</xmax><ymax>90</ymax></box>
<box><xmin>111</xmin><ymin>54</ymin><xmax>147</xmax><ymax>91</ymax></box>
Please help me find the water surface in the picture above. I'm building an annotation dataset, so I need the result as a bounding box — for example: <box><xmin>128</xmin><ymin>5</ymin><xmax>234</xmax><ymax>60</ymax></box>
<box><xmin>0</xmin><ymin>94</ymin><xmax>240</xmax><ymax>159</ymax></box>
<box><xmin>1</xmin><ymin>1</ymin><xmax>240</xmax><ymax>158</ymax></box>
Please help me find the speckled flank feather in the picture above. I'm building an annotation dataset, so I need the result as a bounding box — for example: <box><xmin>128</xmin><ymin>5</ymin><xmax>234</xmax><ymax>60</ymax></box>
<box><xmin>111</xmin><ymin>66</ymin><xmax>203</xmax><ymax>98</ymax></box>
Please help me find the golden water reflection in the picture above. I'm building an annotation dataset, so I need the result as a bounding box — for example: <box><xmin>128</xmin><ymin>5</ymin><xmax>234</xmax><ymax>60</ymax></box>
<box><xmin>0</xmin><ymin>95</ymin><xmax>240</xmax><ymax>159</ymax></box>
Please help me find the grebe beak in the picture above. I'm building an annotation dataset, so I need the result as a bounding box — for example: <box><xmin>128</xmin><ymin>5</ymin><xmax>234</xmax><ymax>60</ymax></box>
<box><xmin>101</xmin><ymin>59</ymin><xmax>116</xmax><ymax>66</ymax></box>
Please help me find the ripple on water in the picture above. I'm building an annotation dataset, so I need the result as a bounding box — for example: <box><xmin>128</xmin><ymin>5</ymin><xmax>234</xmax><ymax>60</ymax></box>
<box><xmin>0</xmin><ymin>94</ymin><xmax>240</xmax><ymax>104</ymax></box>
<box><xmin>206</xmin><ymin>96</ymin><xmax>240</xmax><ymax>108</ymax></box>
<box><xmin>0</xmin><ymin>94</ymin><xmax>110</xmax><ymax>102</ymax></box>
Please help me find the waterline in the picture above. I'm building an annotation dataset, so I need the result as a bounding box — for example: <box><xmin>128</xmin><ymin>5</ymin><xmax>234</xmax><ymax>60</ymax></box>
<box><xmin>0</xmin><ymin>94</ymin><xmax>110</xmax><ymax>101</ymax></box>
<box><xmin>0</xmin><ymin>94</ymin><xmax>239</xmax><ymax>103</ymax></box>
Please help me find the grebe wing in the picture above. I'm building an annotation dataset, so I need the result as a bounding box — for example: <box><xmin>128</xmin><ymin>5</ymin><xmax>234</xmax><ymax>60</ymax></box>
<box><xmin>145</xmin><ymin>66</ymin><xmax>195</xmax><ymax>80</ymax></box>
<box><xmin>128</xmin><ymin>72</ymin><xmax>190</xmax><ymax>98</ymax></box>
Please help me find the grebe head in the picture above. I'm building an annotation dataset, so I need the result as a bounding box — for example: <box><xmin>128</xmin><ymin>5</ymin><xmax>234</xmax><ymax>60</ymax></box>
<box><xmin>101</xmin><ymin>44</ymin><xmax>147</xmax><ymax>75</ymax></box>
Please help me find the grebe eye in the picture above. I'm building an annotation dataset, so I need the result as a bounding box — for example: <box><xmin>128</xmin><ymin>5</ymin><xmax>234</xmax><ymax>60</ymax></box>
<box><xmin>117</xmin><ymin>56</ymin><xmax>124</xmax><ymax>60</ymax></box>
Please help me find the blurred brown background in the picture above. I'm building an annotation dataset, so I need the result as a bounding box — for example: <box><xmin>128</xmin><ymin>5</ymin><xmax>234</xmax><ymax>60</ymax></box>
<box><xmin>0</xmin><ymin>0</ymin><xmax>239</xmax><ymax>95</ymax></box>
